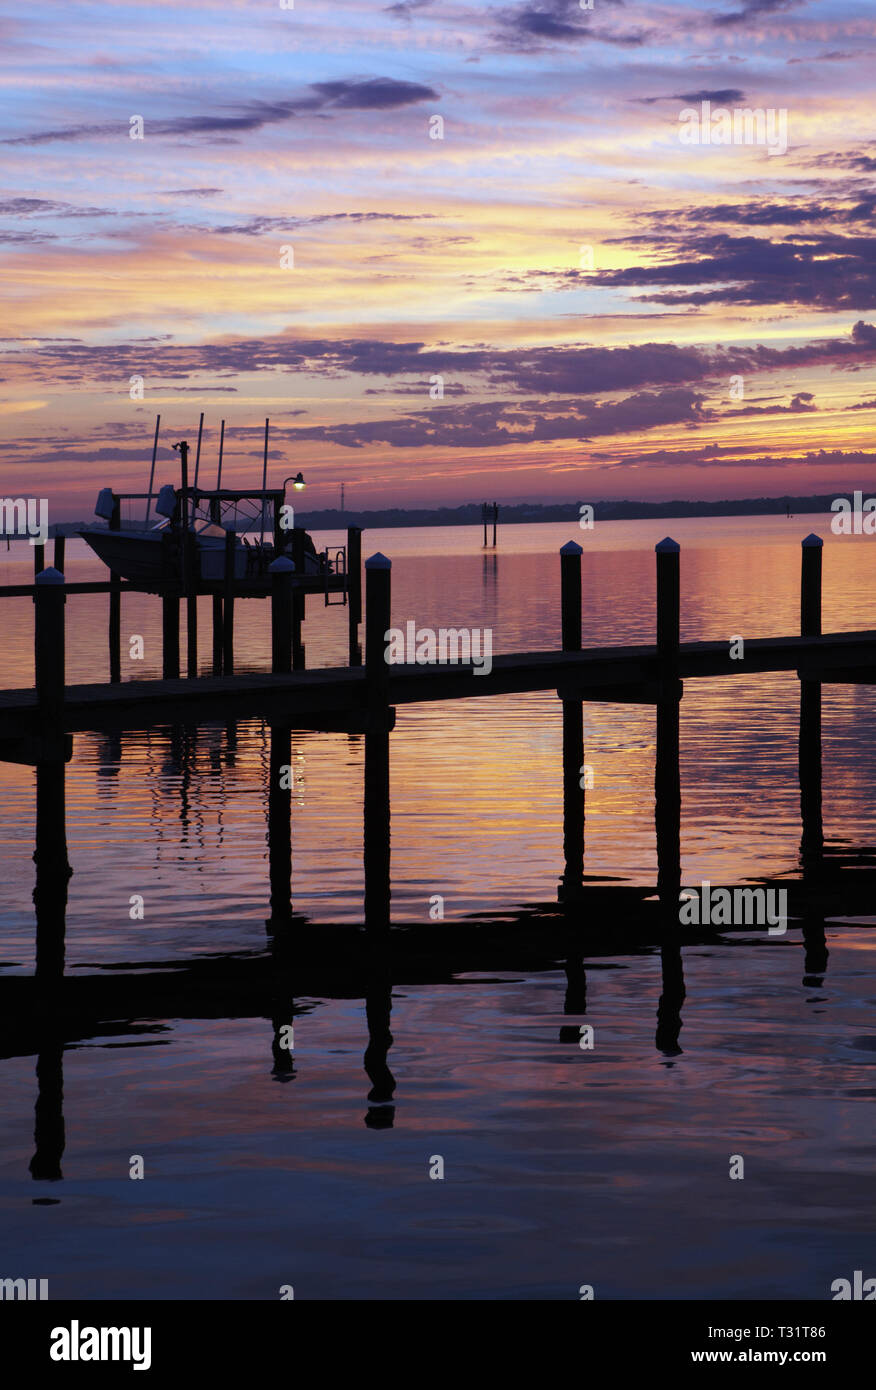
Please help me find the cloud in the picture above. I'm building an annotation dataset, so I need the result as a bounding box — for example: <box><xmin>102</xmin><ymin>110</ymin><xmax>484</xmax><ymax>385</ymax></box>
<box><xmin>713</xmin><ymin>0</ymin><xmax>807</xmax><ymax>28</ymax></box>
<box><xmin>811</xmin><ymin>146</ymin><xmax>876</xmax><ymax>173</ymax></box>
<box><xmin>2</xmin><ymin>79</ymin><xmax>439</xmax><ymax>146</ymax></box>
<box><xmin>309</xmin><ymin>78</ymin><xmax>438</xmax><ymax>109</ymax></box>
<box><xmin>495</xmin><ymin>0</ymin><xmax>645</xmax><ymax>52</ymax></box>
<box><xmin>161</xmin><ymin>188</ymin><xmax>224</xmax><ymax>198</ymax></box>
<box><xmin>787</xmin><ymin>50</ymin><xmax>858</xmax><ymax>64</ymax></box>
<box><xmin>5</xmin><ymin>322</ymin><xmax>876</xmax><ymax>398</ymax></box>
<box><xmin>383</xmin><ymin>0</ymin><xmax>435</xmax><ymax>17</ymax></box>
<box><xmin>210</xmin><ymin>210</ymin><xmax>433</xmax><ymax>237</ymax></box>
<box><xmin>635</xmin><ymin>88</ymin><xmax>747</xmax><ymax>105</ymax></box>
<box><xmin>281</xmin><ymin>387</ymin><xmax>711</xmax><ymax>449</ymax></box>
<box><xmin>0</xmin><ymin>197</ymin><xmax>113</xmax><ymax>217</ymax></box>
<box><xmin>676</xmin><ymin>89</ymin><xmax>747</xmax><ymax>105</ymax></box>
<box><xmin>597</xmin><ymin>232</ymin><xmax>876</xmax><ymax>311</ymax></box>
<box><xmin>620</xmin><ymin>446</ymin><xmax>876</xmax><ymax>471</ymax></box>
<box><xmin>626</xmin><ymin>194</ymin><xmax>876</xmax><ymax>231</ymax></box>
<box><xmin>722</xmin><ymin>390</ymin><xmax>816</xmax><ymax>418</ymax></box>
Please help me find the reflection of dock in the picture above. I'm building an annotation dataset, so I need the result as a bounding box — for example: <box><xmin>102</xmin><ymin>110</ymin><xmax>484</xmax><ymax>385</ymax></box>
<box><xmin>2</xmin><ymin>843</ymin><xmax>862</xmax><ymax>1164</ymax></box>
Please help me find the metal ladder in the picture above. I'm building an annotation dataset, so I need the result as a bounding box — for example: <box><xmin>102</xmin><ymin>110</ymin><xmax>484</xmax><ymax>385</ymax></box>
<box><xmin>324</xmin><ymin>546</ymin><xmax>348</xmax><ymax>605</ymax></box>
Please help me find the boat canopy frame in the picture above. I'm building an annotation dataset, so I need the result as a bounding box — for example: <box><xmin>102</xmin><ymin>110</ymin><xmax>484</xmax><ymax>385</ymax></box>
<box><xmin>108</xmin><ymin>486</ymin><xmax>289</xmax><ymax>548</ymax></box>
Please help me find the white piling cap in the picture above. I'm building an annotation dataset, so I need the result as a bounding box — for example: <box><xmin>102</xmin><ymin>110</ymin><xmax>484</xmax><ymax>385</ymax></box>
<box><xmin>268</xmin><ymin>556</ymin><xmax>296</xmax><ymax>572</ymax></box>
<box><xmin>35</xmin><ymin>566</ymin><xmax>65</xmax><ymax>584</ymax></box>
<box><xmin>655</xmin><ymin>537</ymin><xmax>680</xmax><ymax>553</ymax></box>
<box><xmin>802</xmin><ymin>533</ymin><xmax>823</xmax><ymax>547</ymax></box>
<box><xmin>365</xmin><ymin>552</ymin><xmax>392</xmax><ymax>569</ymax></box>
<box><xmin>560</xmin><ymin>540</ymin><xmax>583</xmax><ymax>556</ymax></box>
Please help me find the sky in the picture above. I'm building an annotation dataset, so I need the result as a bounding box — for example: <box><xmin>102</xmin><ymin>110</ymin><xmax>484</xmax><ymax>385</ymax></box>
<box><xmin>1</xmin><ymin>0</ymin><xmax>876</xmax><ymax>517</ymax></box>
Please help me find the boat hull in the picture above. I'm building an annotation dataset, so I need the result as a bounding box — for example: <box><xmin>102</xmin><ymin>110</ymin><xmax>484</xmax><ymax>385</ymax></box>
<box><xmin>80</xmin><ymin>530</ymin><xmax>254</xmax><ymax>585</ymax></box>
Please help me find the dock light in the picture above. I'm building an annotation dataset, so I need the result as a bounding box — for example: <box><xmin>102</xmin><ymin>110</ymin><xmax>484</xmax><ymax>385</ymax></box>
<box><xmin>292</xmin><ymin>473</ymin><xmax>306</xmax><ymax>491</ymax></box>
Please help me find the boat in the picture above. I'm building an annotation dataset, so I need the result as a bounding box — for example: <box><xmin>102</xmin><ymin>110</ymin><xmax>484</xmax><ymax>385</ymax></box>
<box><xmin>81</xmin><ymin>519</ymin><xmax>278</xmax><ymax>586</ymax></box>
<box><xmin>79</xmin><ymin>422</ymin><xmax>342</xmax><ymax>594</ymax></box>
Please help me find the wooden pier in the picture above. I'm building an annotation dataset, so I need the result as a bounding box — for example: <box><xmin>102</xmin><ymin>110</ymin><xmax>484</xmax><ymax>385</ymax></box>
<box><xmin>0</xmin><ymin>531</ymin><xmax>874</xmax><ymax>942</ymax></box>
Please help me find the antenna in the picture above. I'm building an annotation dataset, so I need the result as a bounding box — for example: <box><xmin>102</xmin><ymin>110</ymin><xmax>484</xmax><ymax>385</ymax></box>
<box><xmin>260</xmin><ymin>418</ymin><xmax>270</xmax><ymax>546</ymax></box>
<box><xmin>144</xmin><ymin>413</ymin><xmax>161</xmax><ymax>526</ymax></box>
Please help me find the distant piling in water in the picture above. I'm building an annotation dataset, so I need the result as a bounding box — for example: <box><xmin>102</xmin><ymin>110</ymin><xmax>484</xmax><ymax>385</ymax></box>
<box><xmin>481</xmin><ymin>501</ymin><xmax>498</xmax><ymax>547</ymax></box>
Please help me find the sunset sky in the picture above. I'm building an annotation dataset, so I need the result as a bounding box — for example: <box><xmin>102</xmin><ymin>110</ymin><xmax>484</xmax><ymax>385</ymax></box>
<box><xmin>2</xmin><ymin>0</ymin><xmax>876</xmax><ymax>517</ymax></box>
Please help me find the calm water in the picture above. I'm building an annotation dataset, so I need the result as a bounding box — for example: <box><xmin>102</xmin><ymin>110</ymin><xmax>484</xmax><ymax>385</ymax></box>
<box><xmin>0</xmin><ymin>515</ymin><xmax>874</xmax><ymax>1298</ymax></box>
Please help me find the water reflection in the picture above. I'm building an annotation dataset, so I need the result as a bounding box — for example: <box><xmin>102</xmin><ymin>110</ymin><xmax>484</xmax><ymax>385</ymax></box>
<box><xmin>10</xmin><ymin>687</ymin><xmax>874</xmax><ymax>1201</ymax></box>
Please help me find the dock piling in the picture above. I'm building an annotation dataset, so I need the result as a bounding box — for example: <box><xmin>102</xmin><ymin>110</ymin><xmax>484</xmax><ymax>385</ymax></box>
<box><xmin>560</xmin><ymin>539</ymin><xmax>583</xmax><ymax>652</ymax></box>
<box><xmin>365</xmin><ymin>553</ymin><xmax>391</xmax><ymax>701</ymax></box>
<box><xmin>800</xmin><ymin>534</ymin><xmax>824</xmax><ymax>858</ymax></box>
<box><xmin>212</xmin><ymin>594</ymin><xmax>223</xmax><ymax>675</ymax></box>
<box><xmin>185</xmin><ymin>533</ymin><xmax>198</xmax><ymax>678</ymax></box>
<box><xmin>109</xmin><ymin>495</ymin><xmax>121</xmax><ymax>684</ymax></box>
<box><xmin>270</xmin><ymin>557</ymin><xmax>295</xmax><ymax>674</ymax></box>
<box><xmin>559</xmin><ymin>541</ymin><xmax>585</xmax><ymax>900</ymax></box>
<box><xmin>290</xmin><ymin>529</ymin><xmax>306</xmax><ymax>669</ymax></box>
<box><xmin>34</xmin><ymin>568</ymin><xmax>66</xmax><ymax>726</ymax></box>
<box><xmin>33</xmin><ymin>567</ymin><xmax>71</xmax><ymax>981</ymax></box>
<box><xmin>364</xmin><ymin>553</ymin><xmax>393</xmax><ymax>931</ymax></box>
<box><xmin>347</xmin><ymin>525</ymin><xmax>362</xmax><ymax>666</ymax></box>
<box><xmin>223</xmin><ymin>528</ymin><xmax>236</xmax><ymax>676</ymax></box>
<box><xmin>161</xmin><ymin>533</ymin><xmax>180</xmax><ymax>680</ymax></box>
<box><xmin>655</xmin><ymin>539</ymin><xmax>682</xmax><ymax>920</ymax></box>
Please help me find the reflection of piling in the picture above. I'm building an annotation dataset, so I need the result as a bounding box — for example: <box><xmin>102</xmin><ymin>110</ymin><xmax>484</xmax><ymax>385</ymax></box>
<box><xmin>802</xmin><ymin>913</ymin><xmax>828</xmax><ymax>984</ymax></box>
<box><xmin>563</xmin><ymin>954</ymin><xmax>587</xmax><ymax>1016</ymax></box>
<box><xmin>29</xmin><ymin>1044</ymin><xmax>65</xmax><ymax>1182</ymax></box>
<box><xmin>266</xmin><ymin>725</ymin><xmax>292</xmax><ymax>933</ymax></box>
<box><xmin>799</xmin><ymin>534</ymin><xmax>824</xmax><ymax>860</ymax></box>
<box><xmin>347</xmin><ymin>525</ymin><xmax>362</xmax><ymax>667</ymax></box>
<box><xmin>270</xmin><ymin>1014</ymin><xmax>296</xmax><ymax>1081</ymax></box>
<box><xmin>560</xmin><ymin>541</ymin><xmax>585</xmax><ymax>900</ymax></box>
<box><xmin>364</xmin><ymin>554</ymin><xmax>392</xmax><ymax>932</ymax></box>
<box><xmin>656</xmin><ymin>941</ymin><xmax>685</xmax><ymax>1056</ymax></box>
<box><xmin>364</xmin><ymin>956</ymin><xmax>396</xmax><ymax>1127</ymax></box>
<box><xmin>655</xmin><ymin>539</ymin><xmax>682</xmax><ymax>923</ymax></box>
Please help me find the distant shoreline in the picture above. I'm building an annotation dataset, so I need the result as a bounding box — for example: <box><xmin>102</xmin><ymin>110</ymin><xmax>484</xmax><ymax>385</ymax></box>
<box><xmin>31</xmin><ymin>492</ymin><xmax>840</xmax><ymax>536</ymax></box>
